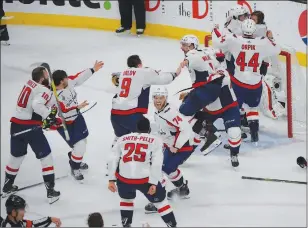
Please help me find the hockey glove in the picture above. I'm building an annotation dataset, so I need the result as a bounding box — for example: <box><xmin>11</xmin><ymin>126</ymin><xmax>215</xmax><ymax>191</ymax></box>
<box><xmin>111</xmin><ymin>72</ymin><xmax>120</xmax><ymax>87</ymax></box>
<box><xmin>42</xmin><ymin>107</ymin><xmax>58</xmax><ymax>130</ymax></box>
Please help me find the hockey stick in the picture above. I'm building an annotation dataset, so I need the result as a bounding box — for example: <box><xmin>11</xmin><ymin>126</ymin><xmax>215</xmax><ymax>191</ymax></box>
<box><xmin>12</xmin><ymin>102</ymin><xmax>97</xmax><ymax>137</ymax></box>
<box><xmin>242</xmin><ymin>176</ymin><xmax>307</xmax><ymax>185</ymax></box>
<box><xmin>31</xmin><ymin>62</ymin><xmax>70</xmax><ymax>141</ymax></box>
<box><xmin>0</xmin><ymin>175</ymin><xmax>68</xmax><ymax>197</ymax></box>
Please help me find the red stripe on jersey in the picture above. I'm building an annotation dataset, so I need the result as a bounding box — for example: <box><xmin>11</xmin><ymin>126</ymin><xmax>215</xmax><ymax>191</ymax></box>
<box><xmin>120</xmin><ymin>202</ymin><xmax>134</xmax><ymax>207</ymax></box>
<box><xmin>246</xmin><ymin>112</ymin><xmax>259</xmax><ymax>117</ymax></box>
<box><xmin>6</xmin><ymin>166</ymin><xmax>19</xmax><ymax>172</ymax></box>
<box><xmin>203</xmin><ymin>101</ymin><xmax>238</xmax><ymax>115</ymax></box>
<box><xmin>228</xmin><ymin>138</ymin><xmax>241</xmax><ymax>146</ymax></box>
<box><xmin>59</xmin><ymin>101</ymin><xmax>78</xmax><ymax>113</ymax></box>
<box><xmin>194</xmin><ymin>138</ymin><xmax>201</xmax><ymax>143</ymax></box>
<box><xmin>26</xmin><ymin>220</ymin><xmax>33</xmax><ymax>227</ymax></box>
<box><xmin>158</xmin><ymin>205</ymin><xmax>171</xmax><ymax>213</ymax></box>
<box><xmin>178</xmin><ymin>146</ymin><xmax>194</xmax><ymax>152</ymax></box>
<box><xmin>68</xmin><ymin>70</ymin><xmax>85</xmax><ymax>80</ymax></box>
<box><xmin>264</xmin><ymin>82</ymin><xmax>276</xmax><ymax>118</ymax></box>
<box><xmin>111</xmin><ymin>108</ymin><xmax>148</xmax><ymax>115</ymax></box>
<box><xmin>213</xmin><ymin>28</ymin><xmax>221</xmax><ymax>38</ymax></box>
<box><xmin>10</xmin><ymin>117</ymin><xmax>41</xmax><ymax>125</ymax></box>
<box><xmin>116</xmin><ymin>172</ymin><xmax>149</xmax><ymax>185</ymax></box>
<box><xmin>42</xmin><ymin>166</ymin><xmax>54</xmax><ymax>172</ymax></box>
<box><xmin>230</xmin><ymin>74</ymin><xmax>262</xmax><ymax>90</ymax></box>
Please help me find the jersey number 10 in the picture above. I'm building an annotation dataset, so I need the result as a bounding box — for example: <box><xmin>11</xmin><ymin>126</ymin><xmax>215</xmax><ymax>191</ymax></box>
<box><xmin>17</xmin><ymin>86</ymin><xmax>32</xmax><ymax>108</ymax></box>
<box><xmin>123</xmin><ymin>143</ymin><xmax>148</xmax><ymax>163</ymax></box>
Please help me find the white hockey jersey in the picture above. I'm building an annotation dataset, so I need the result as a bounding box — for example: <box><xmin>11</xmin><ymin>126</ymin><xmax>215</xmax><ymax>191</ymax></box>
<box><xmin>184</xmin><ymin>49</ymin><xmax>223</xmax><ymax>88</ymax></box>
<box><xmin>212</xmin><ymin>28</ymin><xmax>281</xmax><ymax>88</ymax></box>
<box><xmin>108</xmin><ymin>132</ymin><xmax>164</xmax><ymax>185</ymax></box>
<box><xmin>10</xmin><ymin>79</ymin><xmax>54</xmax><ymax>125</ymax></box>
<box><xmin>111</xmin><ymin>68</ymin><xmax>175</xmax><ymax>115</ymax></box>
<box><xmin>56</xmin><ymin>68</ymin><xmax>94</xmax><ymax>122</ymax></box>
<box><xmin>153</xmin><ymin>103</ymin><xmax>197</xmax><ymax>150</ymax></box>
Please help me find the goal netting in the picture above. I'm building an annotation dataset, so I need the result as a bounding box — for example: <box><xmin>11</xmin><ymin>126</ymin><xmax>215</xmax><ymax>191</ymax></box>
<box><xmin>204</xmin><ymin>35</ymin><xmax>306</xmax><ymax>138</ymax></box>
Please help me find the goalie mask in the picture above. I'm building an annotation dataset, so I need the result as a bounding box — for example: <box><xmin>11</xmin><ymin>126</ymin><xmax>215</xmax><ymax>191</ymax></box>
<box><xmin>152</xmin><ymin>86</ymin><xmax>168</xmax><ymax>111</ymax></box>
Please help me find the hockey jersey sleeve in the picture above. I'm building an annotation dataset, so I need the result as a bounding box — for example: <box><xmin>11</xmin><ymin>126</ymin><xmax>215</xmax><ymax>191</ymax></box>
<box><xmin>23</xmin><ymin>217</ymin><xmax>52</xmax><ymax>227</ymax></box>
<box><xmin>68</xmin><ymin>68</ymin><xmax>95</xmax><ymax>87</ymax></box>
<box><xmin>163</xmin><ymin>107</ymin><xmax>193</xmax><ymax>149</ymax></box>
<box><xmin>148</xmin><ymin>138</ymin><xmax>164</xmax><ymax>186</ymax></box>
<box><xmin>263</xmin><ymin>38</ymin><xmax>281</xmax><ymax>57</ymax></box>
<box><xmin>185</xmin><ymin>50</ymin><xmax>216</xmax><ymax>75</ymax></box>
<box><xmin>143</xmin><ymin>68</ymin><xmax>175</xmax><ymax>86</ymax></box>
<box><xmin>211</xmin><ymin>28</ymin><xmax>234</xmax><ymax>52</ymax></box>
<box><xmin>108</xmin><ymin>139</ymin><xmax>122</xmax><ymax>181</ymax></box>
<box><xmin>31</xmin><ymin>88</ymin><xmax>52</xmax><ymax>119</ymax></box>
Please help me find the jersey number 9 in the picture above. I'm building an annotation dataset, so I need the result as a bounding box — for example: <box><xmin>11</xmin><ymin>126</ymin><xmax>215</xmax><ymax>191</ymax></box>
<box><xmin>123</xmin><ymin>143</ymin><xmax>147</xmax><ymax>163</ymax></box>
<box><xmin>119</xmin><ymin>78</ymin><xmax>132</xmax><ymax>98</ymax></box>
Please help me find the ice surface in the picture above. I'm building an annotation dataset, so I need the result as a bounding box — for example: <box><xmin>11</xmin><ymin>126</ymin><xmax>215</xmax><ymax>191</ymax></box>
<box><xmin>1</xmin><ymin>26</ymin><xmax>307</xmax><ymax>227</ymax></box>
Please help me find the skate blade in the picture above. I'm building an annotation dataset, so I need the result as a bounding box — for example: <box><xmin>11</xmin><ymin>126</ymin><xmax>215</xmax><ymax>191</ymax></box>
<box><xmin>48</xmin><ymin>196</ymin><xmax>60</xmax><ymax>204</ymax></box>
<box><xmin>202</xmin><ymin>139</ymin><xmax>222</xmax><ymax>156</ymax></box>
<box><xmin>115</xmin><ymin>31</ymin><xmax>131</xmax><ymax>36</ymax></box>
<box><xmin>1</xmin><ymin>190</ymin><xmax>17</xmax><ymax>198</ymax></box>
<box><xmin>145</xmin><ymin>211</ymin><xmax>158</xmax><ymax>214</ymax></box>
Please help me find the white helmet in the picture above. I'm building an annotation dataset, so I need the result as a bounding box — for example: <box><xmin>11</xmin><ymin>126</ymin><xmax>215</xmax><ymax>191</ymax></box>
<box><xmin>241</xmin><ymin>19</ymin><xmax>257</xmax><ymax>36</ymax></box>
<box><xmin>180</xmin><ymin>35</ymin><xmax>199</xmax><ymax>49</ymax></box>
<box><xmin>152</xmin><ymin>86</ymin><xmax>168</xmax><ymax>99</ymax></box>
<box><xmin>231</xmin><ymin>5</ymin><xmax>249</xmax><ymax>20</ymax></box>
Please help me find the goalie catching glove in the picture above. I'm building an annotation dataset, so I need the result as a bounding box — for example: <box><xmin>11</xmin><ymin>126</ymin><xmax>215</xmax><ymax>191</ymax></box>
<box><xmin>111</xmin><ymin>72</ymin><xmax>121</xmax><ymax>87</ymax></box>
<box><xmin>42</xmin><ymin>107</ymin><xmax>62</xmax><ymax>130</ymax></box>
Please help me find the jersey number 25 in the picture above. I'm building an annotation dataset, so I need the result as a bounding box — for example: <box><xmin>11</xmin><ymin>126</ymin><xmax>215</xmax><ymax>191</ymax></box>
<box><xmin>123</xmin><ymin>143</ymin><xmax>147</xmax><ymax>163</ymax></box>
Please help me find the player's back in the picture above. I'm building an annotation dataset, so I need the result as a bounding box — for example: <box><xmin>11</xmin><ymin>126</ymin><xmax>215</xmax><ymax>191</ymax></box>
<box><xmin>115</xmin><ymin>132</ymin><xmax>163</xmax><ymax>182</ymax></box>
<box><xmin>12</xmin><ymin>79</ymin><xmax>52</xmax><ymax>121</ymax></box>
<box><xmin>228</xmin><ymin>35</ymin><xmax>281</xmax><ymax>84</ymax></box>
<box><xmin>112</xmin><ymin>68</ymin><xmax>155</xmax><ymax>113</ymax></box>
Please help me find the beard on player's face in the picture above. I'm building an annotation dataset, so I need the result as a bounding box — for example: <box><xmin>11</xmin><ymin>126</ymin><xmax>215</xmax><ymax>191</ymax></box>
<box><xmin>41</xmin><ymin>78</ymin><xmax>49</xmax><ymax>87</ymax></box>
<box><xmin>154</xmin><ymin>96</ymin><xmax>167</xmax><ymax>111</ymax></box>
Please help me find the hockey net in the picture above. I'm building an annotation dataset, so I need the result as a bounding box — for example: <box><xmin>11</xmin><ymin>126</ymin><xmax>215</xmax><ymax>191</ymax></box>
<box><xmin>204</xmin><ymin>35</ymin><xmax>306</xmax><ymax>138</ymax></box>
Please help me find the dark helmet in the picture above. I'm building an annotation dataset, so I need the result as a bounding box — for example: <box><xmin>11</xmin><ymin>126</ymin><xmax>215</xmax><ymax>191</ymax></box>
<box><xmin>5</xmin><ymin>195</ymin><xmax>26</xmax><ymax>214</ymax></box>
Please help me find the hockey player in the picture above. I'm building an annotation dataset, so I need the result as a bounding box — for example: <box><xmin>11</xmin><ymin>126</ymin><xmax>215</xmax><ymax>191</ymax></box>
<box><xmin>212</xmin><ymin>19</ymin><xmax>282</xmax><ymax>142</ymax></box>
<box><xmin>2</xmin><ymin>66</ymin><xmax>61</xmax><ymax>204</ymax></box>
<box><xmin>52</xmin><ymin>60</ymin><xmax>104</xmax><ymax>182</ymax></box>
<box><xmin>1</xmin><ymin>194</ymin><xmax>61</xmax><ymax>227</ymax></box>
<box><xmin>144</xmin><ymin>86</ymin><xmax>201</xmax><ymax>213</ymax></box>
<box><xmin>108</xmin><ymin>118</ymin><xmax>177</xmax><ymax>227</ymax></box>
<box><xmin>110</xmin><ymin>55</ymin><xmax>181</xmax><ymax>145</ymax></box>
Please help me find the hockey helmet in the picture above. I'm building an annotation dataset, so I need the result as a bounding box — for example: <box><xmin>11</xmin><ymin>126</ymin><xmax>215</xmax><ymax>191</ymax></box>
<box><xmin>241</xmin><ymin>19</ymin><xmax>257</xmax><ymax>36</ymax></box>
<box><xmin>180</xmin><ymin>35</ymin><xmax>199</xmax><ymax>50</ymax></box>
<box><xmin>152</xmin><ymin>86</ymin><xmax>168</xmax><ymax>99</ymax></box>
<box><xmin>5</xmin><ymin>195</ymin><xmax>27</xmax><ymax>214</ymax></box>
<box><xmin>230</xmin><ymin>5</ymin><xmax>249</xmax><ymax>21</ymax></box>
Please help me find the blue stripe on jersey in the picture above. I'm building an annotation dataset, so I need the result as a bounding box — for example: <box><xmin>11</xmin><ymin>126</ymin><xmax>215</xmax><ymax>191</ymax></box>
<box><xmin>137</xmin><ymin>86</ymin><xmax>150</xmax><ymax>109</ymax></box>
<box><xmin>194</xmin><ymin>70</ymin><xmax>209</xmax><ymax>83</ymax></box>
<box><xmin>220</xmin><ymin>84</ymin><xmax>235</xmax><ymax>108</ymax></box>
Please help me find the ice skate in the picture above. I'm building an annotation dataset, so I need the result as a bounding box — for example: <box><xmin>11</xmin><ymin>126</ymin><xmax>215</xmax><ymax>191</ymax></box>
<box><xmin>115</xmin><ymin>27</ymin><xmax>131</xmax><ymax>35</ymax></box>
<box><xmin>167</xmin><ymin>180</ymin><xmax>190</xmax><ymax>200</ymax></box>
<box><xmin>144</xmin><ymin>202</ymin><xmax>158</xmax><ymax>214</ymax></box>
<box><xmin>2</xmin><ymin>183</ymin><xmax>18</xmax><ymax>198</ymax></box>
<box><xmin>47</xmin><ymin>188</ymin><xmax>60</xmax><ymax>204</ymax></box>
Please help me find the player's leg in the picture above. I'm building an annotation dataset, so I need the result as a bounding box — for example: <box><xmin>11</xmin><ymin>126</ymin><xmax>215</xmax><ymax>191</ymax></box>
<box><xmin>116</xmin><ymin>179</ymin><xmax>137</xmax><ymax>227</ymax></box>
<box><xmin>141</xmin><ymin>182</ymin><xmax>177</xmax><ymax>227</ymax></box>
<box><xmin>245</xmin><ymin>85</ymin><xmax>263</xmax><ymax>142</ymax></box>
<box><xmin>2</xmin><ymin>123</ymin><xmax>28</xmax><ymax>197</ymax></box>
<box><xmin>163</xmin><ymin>146</ymin><xmax>193</xmax><ymax>199</ymax></box>
<box><xmin>116</xmin><ymin>0</ymin><xmax>133</xmax><ymax>33</ymax></box>
<box><xmin>222</xmin><ymin>106</ymin><xmax>241</xmax><ymax>167</ymax></box>
<box><xmin>179</xmin><ymin>82</ymin><xmax>222</xmax><ymax>117</ymax></box>
<box><xmin>28</xmin><ymin>128</ymin><xmax>60</xmax><ymax>203</ymax></box>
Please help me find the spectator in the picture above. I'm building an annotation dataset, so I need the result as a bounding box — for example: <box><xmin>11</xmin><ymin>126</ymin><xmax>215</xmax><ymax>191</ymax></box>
<box><xmin>0</xmin><ymin>0</ymin><xmax>10</xmax><ymax>46</ymax></box>
<box><xmin>87</xmin><ymin>213</ymin><xmax>104</xmax><ymax>227</ymax></box>
<box><xmin>1</xmin><ymin>195</ymin><xmax>62</xmax><ymax>227</ymax></box>
<box><xmin>116</xmin><ymin>0</ymin><xmax>146</xmax><ymax>36</ymax></box>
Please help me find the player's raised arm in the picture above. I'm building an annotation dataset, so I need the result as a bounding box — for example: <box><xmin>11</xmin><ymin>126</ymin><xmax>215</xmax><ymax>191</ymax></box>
<box><xmin>263</xmin><ymin>37</ymin><xmax>282</xmax><ymax>57</ymax></box>
<box><xmin>144</xmin><ymin>67</ymin><xmax>180</xmax><ymax>86</ymax></box>
<box><xmin>148</xmin><ymin>138</ymin><xmax>164</xmax><ymax>186</ymax></box>
<box><xmin>68</xmin><ymin>60</ymin><xmax>104</xmax><ymax>87</ymax></box>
